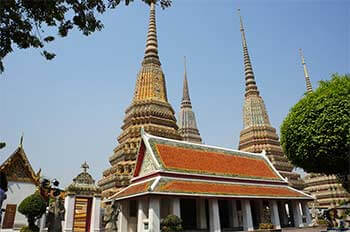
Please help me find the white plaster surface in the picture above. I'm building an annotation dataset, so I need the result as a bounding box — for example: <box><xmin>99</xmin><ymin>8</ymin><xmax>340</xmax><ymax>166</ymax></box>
<box><xmin>292</xmin><ymin>201</ymin><xmax>303</xmax><ymax>228</ymax></box>
<box><xmin>137</xmin><ymin>199</ymin><xmax>148</xmax><ymax>232</ymax></box>
<box><xmin>148</xmin><ymin>198</ymin><xmax>160</xmax><ymax>232</ymax></box>
<box><xmin>208</xmin><ymin>199</ymin><xmax>220</xmax><ymax>232</ymax></box>
<box><xmin>90</xmin><ymin>196</ymin><xmax>101</xmax><ymax>232</ymax></box>
<box><xmin>63</xmin><ymin>195</ymin><xmax>75</xmax><ymax>232</ymax></box>
<box><xmin>170</xmin><ymin>198</ymin><xmax>180</xmax><ymax>218</ymax></box>
<box><xmin>196</xmin><ymin>199</ymin><xmax>207</xmax><ymax>229</ymax></box>
<box><xmin>269</xmin><ymin>200</ymin><xmax>281</xmax><ymax>229</ymax></box>
<box><xmin>1</xmin><ymin>181</ymin><xmax>37</xmax><ymax>229</ymax></box>
<box><xmin>242</xmin><ymin>200</ymin><xmax>253</xmax><ymax>231</ymax></box>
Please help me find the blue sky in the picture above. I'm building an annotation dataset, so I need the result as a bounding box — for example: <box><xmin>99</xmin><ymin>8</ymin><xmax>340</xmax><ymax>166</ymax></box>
<box><xmin>1</xmin><ymin>0</ymin><xmax>349</xmax><ymax>187</ymax></box>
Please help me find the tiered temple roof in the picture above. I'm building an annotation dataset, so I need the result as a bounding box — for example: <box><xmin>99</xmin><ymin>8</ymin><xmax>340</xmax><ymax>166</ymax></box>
<box><xmin>237</xmin><ymin>10</ymin><xmax>304</xmax><ymax>189</ymax></box>
<box><xmin>0</xmin><ymin>137</ymin><xmax>40</xmax><ymax>185</ymax></box>
<box><xmin>98</xmin><ymin>1</ymin><xmax>181</xmax><ymax>197</ymax></box>
<box><xmin>177</xmin><ymin>57</ymin><xmax>202</xmax><ymax>143</ymax></box>
<box><xmin>110</xmin><ymin>130</ymin><xmax>312</xmax><ymax>201</ymax></box>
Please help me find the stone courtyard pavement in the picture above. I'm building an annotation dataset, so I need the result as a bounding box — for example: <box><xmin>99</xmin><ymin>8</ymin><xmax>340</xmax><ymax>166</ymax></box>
<box><xmin>282</xmin><ymin>227</ymin><xmax>328</xmax><ymax>232</ymax></box>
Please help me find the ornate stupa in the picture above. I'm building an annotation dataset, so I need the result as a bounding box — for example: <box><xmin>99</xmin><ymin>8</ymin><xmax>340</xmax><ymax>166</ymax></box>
<box><xmin>177</xmin><ymin>57</ymin><xmax>202</xmax><ymax>143</ymax></box>
<box><xmin>299</xmin><ymin>48</ymin><xmax>313</xmax><ymax>94</ymax></box>
<box><xmin>237</xmin><ymin>10</ymin><xmax>304</xmax><ymax>189</ymax></box>
<box><xmin>300</xmin><ymin>49</ymin><xmax>350</xmax><ymax>209</ymax></box>
<box><xmin>98</xmin><ymin>1</ymin><xmax>181</xmax><ymax>197</ymax></box>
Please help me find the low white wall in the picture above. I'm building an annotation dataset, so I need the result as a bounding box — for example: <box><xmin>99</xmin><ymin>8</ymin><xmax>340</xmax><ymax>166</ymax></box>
<box><xmin>1</xmin><ymin>181</ymin><xmax>37</xmax><ymax>229</ymax></box>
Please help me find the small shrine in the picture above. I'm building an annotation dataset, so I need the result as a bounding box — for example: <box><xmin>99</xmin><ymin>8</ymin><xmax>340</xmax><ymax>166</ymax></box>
<box><xmin>63</xmin><ymin>162</ymin><xmax>101</xmax><ymax>232</ymax></box>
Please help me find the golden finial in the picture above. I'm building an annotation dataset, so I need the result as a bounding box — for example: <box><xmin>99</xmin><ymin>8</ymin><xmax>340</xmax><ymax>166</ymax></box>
<box><xmin>81</xmin><ymin>161</ymin><xmax>89</xmax><ymax>173</ymax></box>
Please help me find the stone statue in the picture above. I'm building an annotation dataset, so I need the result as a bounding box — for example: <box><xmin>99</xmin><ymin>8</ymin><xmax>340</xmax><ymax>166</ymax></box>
<box><xmin>104</xmin><ymin>201</ymin><xmax>120</xmax><ymax>232</ymax></box>
<box><xmin>47</xmin><ymin>198</ymin><xmax>65</xmax><ymax>232</ymax></box>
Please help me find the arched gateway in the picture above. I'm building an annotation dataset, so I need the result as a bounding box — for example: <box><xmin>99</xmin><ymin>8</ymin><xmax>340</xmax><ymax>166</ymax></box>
<box><xmin>106</xmin><ymin>130</ymin><xmax>313</xmax><ymax>232</ymax></box>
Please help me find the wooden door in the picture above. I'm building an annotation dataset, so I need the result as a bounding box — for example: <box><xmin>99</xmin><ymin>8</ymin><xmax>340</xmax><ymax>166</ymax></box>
<box><xmin>2</xmin><ymin>204</ymin><xmax>17</xmax><ymax>229</ymax></box>
<box><xmin>73</xmin><ymin>197</ymin><xmax>92</xmax><ymax>232</ymax></box>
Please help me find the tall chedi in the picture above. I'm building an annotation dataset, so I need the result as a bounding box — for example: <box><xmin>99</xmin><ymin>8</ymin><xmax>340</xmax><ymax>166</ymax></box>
<box><xmin>237</xmin><ymin>10</ymin><xmax>304</xmax><ymax>189</ymax></box>
<box><xmin>177</xmin><ymin>57</ymin><xmax>202</xmax><ymax>143</ymax></box>
<box><xmin>300</xmin><ymin>49</ymin><xmax>350</xmax><ymax>208</ymax></box>
<box><xmin>299</xmin><ymin>48</ymin><xmax>313</xmax><ymax>93</ymax></box>
<box><xmin>98</xmin><ymin>1</ymin><xmax>181</xmax><ymax>197</ymax></box>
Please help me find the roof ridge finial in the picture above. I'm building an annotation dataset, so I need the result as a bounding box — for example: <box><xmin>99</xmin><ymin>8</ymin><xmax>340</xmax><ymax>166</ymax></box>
<box><xmin>19</xmin><ymin>132</ymin><xmax>24</xmax><ymax>148</ymax></box>
<box><xmin>143</xmin><ymin>1</ymin><xmax>160</xmax><ymax>65</ymax></box>
<box><xmin>181</xmin><ymin>56</ymin><xmax>192</xmax><ymax>108</ymax></box>
<box><xmin>299</xmin><ymin>48</ymin><xmax>313</xmax><ymax>93</ymax></box>
<box><xmin>237</xmin><ymin>9</ymin><xmax>259</xmax><ymax>97</ymax></box>
<box><xmin>81</xmin><ymin>161</ymin><xmax>89</xmax><ymax>173</ymax></box>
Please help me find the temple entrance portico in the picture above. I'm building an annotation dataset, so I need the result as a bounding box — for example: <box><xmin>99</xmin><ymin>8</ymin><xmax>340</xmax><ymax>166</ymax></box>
<box><xmin>109</xmin><ymin>131</ymin><xmax>313</xmax><ymax>232</ymax></box>
<box><xmin>111</xmin><ymin>196</ymin><xmax>311</xmax><ymax>232</ymax></box>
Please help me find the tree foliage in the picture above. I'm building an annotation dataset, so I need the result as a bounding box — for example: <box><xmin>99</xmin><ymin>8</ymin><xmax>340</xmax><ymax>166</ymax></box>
<box><xmin>281</xmin><ymin>74</ymin><xmax>350</xmax><ymax>190</ymax></box>
<box><xmin>160</xmin><ymin>214</ymin><xmax>183</xmax><ymax>232</ymax></box>
<box><xmin>18</xmin><ymin>193</ymin><xmax>47</xmax><ymax>231</ymax></box>
<box><xmin>0</xmin><ymin>0</ymin><xmax>172</xmax><ymax>74</ymax></box>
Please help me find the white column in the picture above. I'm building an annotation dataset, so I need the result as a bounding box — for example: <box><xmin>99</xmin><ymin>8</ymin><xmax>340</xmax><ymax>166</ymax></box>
<box><xmin>137</xmin><ymin>198</ymin><xmax>148</xmax><ymax>232</ymax></box>
<box><xmin>257</xmin><ymin>200</ymin><xmax>264</xmax><ymax>223</ymax></box>
<box><xmin>242</xmin><ymin>200</ymin><xmax>254</xmax><ymax>232</ymax></box>
<box><xmin>269</xmin><ymin>200</ymin><xmax>281</xmax><ymax>229</ymax></box>
<box><xmin>149</xmin><ymin>197</ymin><xmax>160</xmax><ymax>232</ymax></box>
<box><xmin>63</xmin><ymin>194</ymin><xmax>75</xmax><ymax>232</ymax></box>
<box><xmin>301</xmin><ymin>201</ymin><xmax>311</xmax><ymax>226</ymax></box>
<box><xmin>292</xmin><ymin>201</ymin><xmax>303</xmax><ymax>228</ymax></box>
<box><xmin>118</xmin><ymin>201</ymin><xmax>129</xmax><ymax>232</ymax></box>
<box><xmin>196</xmin><ymin>199</ymin><xmax>207</xmax><ymax>229</ymax></box>
<box><xmin>279</xmin><ymin>202</ymin><xmax>288</xmax><ymax>226</ymax></box>
<box><xmin>90</xmin><ymin>196</ymin><xmax>101</xmax><ymax>232</ymax></box>
<box><xmin>170</xmin><ymin>198</ymin><xmax>181</xmax><ymax>218</ymax></box>
<box><xmin>208</xmin><ymin>199</ymin><xmax>220</xmax><ymax>232</ymax></box>
<box><xmin>228</xmin><ymin>200</ymin><xmax>239</xmax><ymax>228</ymax></box>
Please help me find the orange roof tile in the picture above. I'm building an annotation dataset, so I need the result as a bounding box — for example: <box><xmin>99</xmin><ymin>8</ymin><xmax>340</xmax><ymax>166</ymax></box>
<box><xmin>115</xmin><ymin>180</ymin><xmax>152</xmax><ymax>199</ymax></box>
<box><xmin>154</xmin><ymin>143</ymin><xmax>280</xmax><ymax>180</ymax></box>
<box><xmin>156</xmin><ymin>180</ymin><xmax>305</xmax><ymax>198</ymax></box>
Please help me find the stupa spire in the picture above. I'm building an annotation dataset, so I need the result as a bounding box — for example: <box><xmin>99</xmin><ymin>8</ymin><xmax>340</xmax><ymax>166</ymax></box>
<box><xmin>178</xmin><ymin>57</ymin><xmax>202</xmax><ymax>143</ymax></box>
<box><xmin>238</xmin><ymin>9</ymin><xmax>259</xmax><ymax>97</ymax></box>
<box><xmin>237</xmin><ymin>10</ymin><xmax>304</xmax><ymax>190</ymax></box>
<box><xmin>182</xmin><ymin>56</ymin><xmax>191</xmax><ymax>107</ymax></box>
<box><xmin>143</xmin><ymin>1</ymin><xmax>160</xmax><ymax>65</ymax></box>
<box><xmin>299</xmin><ymin>48</ymin><xmax>313</xmax><ymax>93</ymax></box>
<box><xmin>99</xmin><ymin>0</ymin><xmax>180</xmax><ymax>197</ymax></box>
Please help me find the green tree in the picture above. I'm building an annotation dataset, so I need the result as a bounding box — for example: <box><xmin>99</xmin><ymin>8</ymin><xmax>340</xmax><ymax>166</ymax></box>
<box><xmin>18</xmin><ymin>193</ymin><xmax>47</xmax><ymax>232</ymax></box>
<box><xmin>160</xmin><ymin>214</ymin><xmax>183</xmax><ymax>232</ymax></box>
<box><xmin>0</xmin><ymin>142</ymin><xmax>5</xmax><ymax>149</ymax></box>
<box><xmin>280</xmin><ymin>74</ymin><xmax>350</xmax><ymax>191</ymax></box>
<box><xmin>0</xmin><ymin>0</ymin><xmax>171</xmax><ymax>74</ymax></box>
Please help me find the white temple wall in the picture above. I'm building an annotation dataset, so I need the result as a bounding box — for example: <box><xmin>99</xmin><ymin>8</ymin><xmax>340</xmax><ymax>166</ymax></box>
<box><xmin>1</xmin><ymin>181</ymin><xmax>37</xmax><ymax>229</ymax></box>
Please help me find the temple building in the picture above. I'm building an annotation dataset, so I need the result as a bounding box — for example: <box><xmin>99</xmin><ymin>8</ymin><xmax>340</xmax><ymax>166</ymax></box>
<box><xmin>63</xmin><ymin>162</ymin><xmax>102</xmax><ymax>232</ymax></box>
<box><xmin>236</xmin><ymin>10</ymin><xmax>304</xmax><ymax>190</ymax></box>
<box><xmin>108</xmin><ymin>130</ymin><xmax>313</xmax><ymax>232</ymax></box>
<box><xmin>299</xmin><ymin>49</ymin><xmax>350</xmax><ymax>210</ymax></box>
<box><xmin>0</xmin><ymin>137</ymin><xmax>40</xmax><ymax>230</ymax></box>
<box><xmin>177</xmin><ymin>57</ymin><xmax>202</xmax><ymax>144</ymax></box>
<box><xmin>98</xmin><ymin>1</ymin><xmax>181</xmax><ymax>197</ymax></box>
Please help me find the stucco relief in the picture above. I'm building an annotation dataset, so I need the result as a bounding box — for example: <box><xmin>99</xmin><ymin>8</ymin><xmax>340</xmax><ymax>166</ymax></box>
<box><xmin>139</xmin><ymin>150</ymin><xmax>156</xmax><ymax>176</ymax></box>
